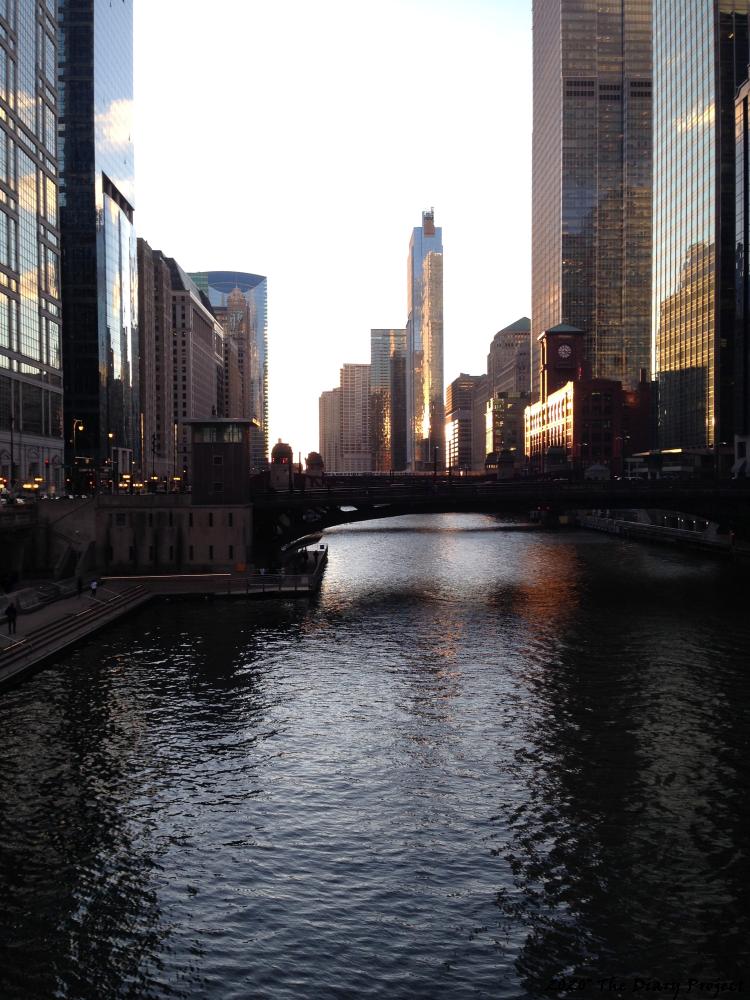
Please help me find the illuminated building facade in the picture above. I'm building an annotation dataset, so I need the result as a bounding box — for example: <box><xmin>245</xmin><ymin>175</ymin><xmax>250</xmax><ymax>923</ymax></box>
<box><xmin>445</xmin><ymin>373</ymin><xmax>482</xmax><ymax>472</ymax></box>
<box><xmin>653</xmin><ymin>2</ymin><xmax>749</xmax><ymax>466</ymax></box>
<box><xmin>319</xmin><ymin>388</ymin><xmax>341</xmax><ymax>473</ymax></box>
<box><xmin>340</xmin><ymin>363</ymin><xmax>371</xmax><ymax>473</ymax></box>
<box><xmin>525</xmin><ymin>324</ymin><xmax>651</xmax><ymax>474</ymax></box>
<box><xmin>0</xmin><ymin>0</ymin><xmax>64</xmax><ymax>493</ymax></box>
<box><xmin>531</xmin><ymin>0</ymin><xmax>652</xmax><ymax>400</ymax></box>
<box><xmin>189</xmin><ymin>271</ymin><xmax>268</xmax><ymax>469</ymax></box>
<box><xmin>59</xmin><ymin>0</ymin><xmax>138</xmax><ymax>477</ymax></box>
<box><xmin>406</xmin><ymin>209</ymin><xmax>443</xmax><ymax>469</ymax></box>
<box><xmin>370</xmin><ymin>328</ymin><xmax>406</xmax><ymax>472</ymax></box>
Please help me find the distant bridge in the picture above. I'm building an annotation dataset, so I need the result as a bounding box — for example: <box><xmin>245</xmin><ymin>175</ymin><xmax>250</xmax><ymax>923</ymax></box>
<box><xmin>251</xmin><ymin>476</ymin><xmax>750</xmax><ymax>550</ymax></box>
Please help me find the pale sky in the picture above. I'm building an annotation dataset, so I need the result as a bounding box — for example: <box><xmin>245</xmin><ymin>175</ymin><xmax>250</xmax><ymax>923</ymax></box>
<box><xmin>134</xmin><ymin>0</ymin><xmax>532</xmax><ymax>459</ymax></box>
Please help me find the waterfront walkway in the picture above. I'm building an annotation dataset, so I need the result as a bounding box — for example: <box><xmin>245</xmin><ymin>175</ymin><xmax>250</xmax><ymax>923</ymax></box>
<box><xmin>0</xmin><ymin>582</ymin><xmax>152</xmax><ymax>689</ymax></box>
<box><xmin>0</xmin><ymin>549</ymin><xmax>329</xmax><ymax>690</ymax></box>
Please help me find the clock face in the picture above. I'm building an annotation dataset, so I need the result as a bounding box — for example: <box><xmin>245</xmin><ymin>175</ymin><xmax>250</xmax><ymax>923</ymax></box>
<box><xmin>557</xmin><ymin>343</ymin><xmax>573</xmax><ymax>360</ymax></box>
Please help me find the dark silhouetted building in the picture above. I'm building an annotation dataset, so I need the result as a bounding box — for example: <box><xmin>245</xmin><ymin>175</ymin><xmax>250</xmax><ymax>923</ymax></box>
<box><xmin>59</xmin><ymin>0</ymin><xmax>139</xmax><ymax>479</ymax></box>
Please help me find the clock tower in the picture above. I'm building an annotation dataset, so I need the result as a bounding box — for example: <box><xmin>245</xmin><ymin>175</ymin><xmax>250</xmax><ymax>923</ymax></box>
<box><xmin>538</xmin><ymin>324</ymin><xmax>586</xmax><ymax>402</ymax></box>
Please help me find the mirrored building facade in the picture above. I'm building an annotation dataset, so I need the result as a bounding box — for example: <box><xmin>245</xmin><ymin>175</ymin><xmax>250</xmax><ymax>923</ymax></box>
<box><xmin>531</xmin><ymin>0</ymin><xmax>652</xmax><ymax>400</ymax></box>
<box><xmin>406</xmin><ymin>209</ymin><xmax>443</xmax><ymax>470</ymax></box>
<box><xmin>370</xmin><ymin>328</ymin><xmax>406</xmax><ymax>472</ymax></box>
<box><xmin>0</xmin><ymin>0</ymin><xmax>64</xmax><ymax>492</ymax></box>
<box><xmin>58</xmin><ymin>0</ymin><xmax>138</xmax><ymax>477</ymax></box>
<box><xmin>190</xmin><ymin>270</ymin><xmax>268</xmax><ymax>469</ymax></box>
<box><xmin>653</xmin><ymin>0</ymin><xmax>749</xmax><ymax>456</ymax></box>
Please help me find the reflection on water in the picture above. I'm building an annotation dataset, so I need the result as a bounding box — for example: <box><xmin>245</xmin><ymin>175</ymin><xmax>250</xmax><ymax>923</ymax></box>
<box><xmin>1</xmin><ymin>515</ymin><xmax>748</xmax><ymax>1000</ymax></box>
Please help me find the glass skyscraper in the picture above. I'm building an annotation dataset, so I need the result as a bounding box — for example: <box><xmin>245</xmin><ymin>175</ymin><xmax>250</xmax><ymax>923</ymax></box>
<box><xmin>189</xmin><ymin>271</ymin><xmax>268</xmax><ymax>469</ymax></box>
<box><xmin>653</xmin><ymin>1</ymin><xmax>749</xmax><ymax>455</ymax></box>
<box><xmin>531</xmin><ymin>0</ymin><xmax>652</xmax><ymax>400</ymax></box>
<box><xmin>370</xmin><ymin>328</ymin><xmax>406</xmax><ymax>472</ymax></box>
<box><xmin>58</xmin><ymin>0</ymin><xmax>138</xmax><ymax>478</ymax></box>
<box><xmin>0</xmin><ymin>0</ymin><xmax>64</xmax><ymax>493</ymax></box>
<box><xmin>406</xmin><ymin>209</ymin><xmax>443</xmax><ymax>470</ymax></box>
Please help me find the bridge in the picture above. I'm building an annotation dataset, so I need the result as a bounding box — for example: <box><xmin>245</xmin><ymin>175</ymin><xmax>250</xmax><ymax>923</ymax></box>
<box><xmin>251</xmin><ymin>476</ymin><xmax>750</xmax><ymax>551</ymax></box>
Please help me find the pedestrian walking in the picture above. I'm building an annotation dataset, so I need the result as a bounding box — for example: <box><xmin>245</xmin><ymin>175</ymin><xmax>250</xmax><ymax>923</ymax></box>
<box><xmin>76</xmin><ymin>576</ymin><xmax>83</xmax><ymax>598</ymax></box>
<box><xmin>6</xmin><ymin>600</ymin><xmax>17</xmax><ymax>635</ymax></box>
<box><xmin>90</xmin><ymin>579</ymin><xmax>98</xmax><ymax>599</ymax></box>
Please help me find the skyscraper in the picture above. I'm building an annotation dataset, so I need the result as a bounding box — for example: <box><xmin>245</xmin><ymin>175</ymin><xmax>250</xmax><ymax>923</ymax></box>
<box><xmin>0</xmin><ymin>1</ymin><xmax>64</xmax><ymax>493</ymax></box>
<box><xmin>189</xmin><ymin>271</ymin><xmax>268</xmax><ymax>469</ymax></box>
<box><xmin>406</xmin><ymin>209</ymin><xmax>444</xmax><ymax>470</ymax></box>
<box><xmin>319</xmin><ymin>388</ymin><xmax>341</xmax><ymax>472</ymax></box>
<box><xmin>340</xmin><ymin>364</ymin><xmax>371</xmax><ymax>473</ymax></box>
<box><xmin>370</xmin><ymin>328</ymin><xmax>407</xmax><ymax>472</ymax></box>
<box><xmin>531</xmin><ymin>1</ymin><xmax>652</xmax><ymax>400</ymax></box>
<box><xmin>487</xmin><ymin>317</ymin><xmax>531</xmax><ymax>397</ymax></box>
<box><xmin>58</xmin><ymin>0</ymin><xmax>138</xmax><ymax>478</ymax></box>
<box><xmin>653</xmin><ymin>2</ymin><xmax>749</xmax><ymax>461</ymax></box>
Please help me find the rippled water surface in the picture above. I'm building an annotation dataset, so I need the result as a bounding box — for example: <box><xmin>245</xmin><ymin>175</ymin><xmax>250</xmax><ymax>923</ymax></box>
<box><xmin>1</xmin><ymin>515</ymin><xmax>749</xmax><ymax>1000</ymax></box>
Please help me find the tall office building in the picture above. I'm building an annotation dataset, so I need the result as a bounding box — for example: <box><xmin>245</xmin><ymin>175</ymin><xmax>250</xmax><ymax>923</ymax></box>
<box><xmin>0</xmin><ymin>1</ymin><xmax>64</xmax><ymax>493</ymax></box>
<box><xmin>167</xmin><ymin>261</ymin><xmax>224</xmax><ymax>485</ymax></box>
<box><xmin>190</xmin><ymin>271</ymin><xmax>268</xmax><ymax>469</ymax></box>
<box><xmin>406</xmin><ymin>209</ymin><xmax>444</xmax><ymax>470</ymax></box>
<box><xmin>319</xmin><ymin>388</ymin><xmax>341</xmax><ymax>472</ymax></box>
<box><xmin>487</xmin><ymin>317</ymin><xmax>531</xmax><ymax>396</ymax></box>
<box><xmin>653</xmin><ymin>2</ymin><xmax>749</xmax><ymax>462</ymax></box>
<box><xmin>137</xmin><ymin>239</ymin><xmax>173</xmax><ymax>483</ymax></box>
<box><xmin>58</xmin><ymin>0</ymin><xmax>138</xmax><ymax>478</ymax></box>
<box><xmin>531</xmin><ymin>1</ymin><xmax>652</xmax><ymax>400</ymax></box>
<box><xmin>370</xmin><ymin>328</ymin><xmax>407</xmax><ymax>472</ymax></box>
<box><xmin>340</xmin><ymin>364</ymin><xmax>371</xmax><ymax>473</ymax></box>
<box><xmin>445</xmin><ymin>374</ymin><xmax>483</xmax><ymax>472</ymax></box>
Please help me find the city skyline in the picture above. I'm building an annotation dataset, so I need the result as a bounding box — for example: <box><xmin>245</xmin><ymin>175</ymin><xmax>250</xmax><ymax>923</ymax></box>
<box><xmin>133</xmin><ymin>0</ymin><xmax>533</xmax><ymax>460</ymax></box>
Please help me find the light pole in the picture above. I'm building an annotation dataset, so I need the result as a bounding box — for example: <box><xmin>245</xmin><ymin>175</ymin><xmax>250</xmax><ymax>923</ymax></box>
<box><xmin>71</xmin><ymin>418</ymin><xmax>84</xmax><ymax>491</ymax></box>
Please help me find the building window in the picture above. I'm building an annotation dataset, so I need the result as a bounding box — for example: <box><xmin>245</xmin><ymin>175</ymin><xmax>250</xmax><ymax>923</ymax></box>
<box><xmin>168</xmin><ymin>511</ymin><xmax>173</xmax><ymax>527</ymax></box>
<box><xmin>149</xmin><ymin>545</ymin><xmax>154</xmax><ymax>560</ymax></box>
<box><xmin>148</xmin><ymin>513</ymin><xmax>153</xmax><ymax>527</ymax></box>
<box><xmin>208</xmin><ymin>545</ymin><xmax>214</xmax><ymax>560</ymax></box>
<box><xmin>129</xmin><ymin>546</ymin><xmax>135</xmax><ymax>561</ymax></box>
<box><xmin>169</xmin><ymin>545</ymin><xmax>174</xmax><ymax>561</ymax></box>
<box><xmin>213</xmin><ymin>454</ymin><xmax>223</xmax><ymax>465</ymax></box>
<box><xmin>208</xmin><ymin>512</ymin><xmax>214</xmax><ymax>527</ymax></box>
<box><xmin>189</xmin><ymin>545</ymin><xmax>194</xmax><ymax>560</ymax></box>
<box><xmin>189</xmin><ymin>512</ymin><xmax>193</xmax><ymax>527</ymax></box>
<box><xmin>213</xmin><ymin>482</ymin><xmax>223</xmax><ymax>493</ymax></box>
<box><xmin>228</xmin><ymin>512</ymin><xmax>233</xmax><ymax>527</ymax></box>
<box><xmin>115</xmin><ymin>513</ymin><xmax>126</xmax><ymax>526</ymax></box>
<box><xmin>228</xmin><ymin>545</ymin><xmax>234</xmax><ymax>560</ymax></box>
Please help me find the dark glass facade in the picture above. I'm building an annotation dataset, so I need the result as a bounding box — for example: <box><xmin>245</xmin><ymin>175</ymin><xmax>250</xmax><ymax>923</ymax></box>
<box><xmin>653</xmin><ymin>0</ymin><xmax>749</xmax><ymax>452</ymax></box>
<box><xmin>0</xmin><ymin>0</ymin><xmax>64</xmax><ymax>492</ymax></box>
<box><xmin>58</xmin><ymin>0</ymin><xmax>138</xmax><ymax>474</ymax></box>
<box><xmin>531</xmin><ymin>1</ymin><xmax>652</xmax><ymax>400</ymax></box>
<box><xmin>189</xmin><ymin>270</ymin><xmax>268</xmax><ymax>469</ymax></box>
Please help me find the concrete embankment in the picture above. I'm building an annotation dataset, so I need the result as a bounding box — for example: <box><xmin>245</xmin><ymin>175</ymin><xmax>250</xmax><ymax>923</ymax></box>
<box><xmin>0</xmin><ymin>584</ymin><xmax>152</xmax><ymax>690</ymax></box>
<box><xmin>576</xmin><ymin>512</ymin><xmax>749</xmax><ymax>557</ymax></box>
<box><xmin>0</xmin><ymin>549</ymin><xmax>329</xmax><ymax>690</ymax></box>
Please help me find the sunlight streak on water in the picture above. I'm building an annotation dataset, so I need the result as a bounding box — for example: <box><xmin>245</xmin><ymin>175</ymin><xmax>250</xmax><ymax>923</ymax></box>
<box><xmin>1</xmin><ymin>515</ymin><xmax>748</xmax><ymax>999</ymax></box>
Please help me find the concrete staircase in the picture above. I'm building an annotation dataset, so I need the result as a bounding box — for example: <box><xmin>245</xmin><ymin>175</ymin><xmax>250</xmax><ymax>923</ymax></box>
<box><xmin>0</xmin><ymin>585</ymin><xmax>152</xmax><ymax>689</ymax></box>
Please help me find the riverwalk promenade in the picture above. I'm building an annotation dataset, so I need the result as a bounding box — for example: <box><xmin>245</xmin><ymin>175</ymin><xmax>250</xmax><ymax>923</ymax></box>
<box><xmin>0</xmin><ymin>548</ymin><xmax>328</xmax><ymax>690</ymax></box>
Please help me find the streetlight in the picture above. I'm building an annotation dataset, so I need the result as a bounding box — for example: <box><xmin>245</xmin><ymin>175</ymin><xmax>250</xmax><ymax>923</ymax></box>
<box><xmin>72</xmin><ymin>418</ymin><xmax>84</xmax><ymax>450</ymax></box>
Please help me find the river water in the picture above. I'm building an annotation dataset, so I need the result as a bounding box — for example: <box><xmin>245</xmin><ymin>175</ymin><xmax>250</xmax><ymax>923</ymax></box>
<box><xmin>1</xmin><ymin>514</ymin><xmax>748</xmax><ymax>1000</ymax></box>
